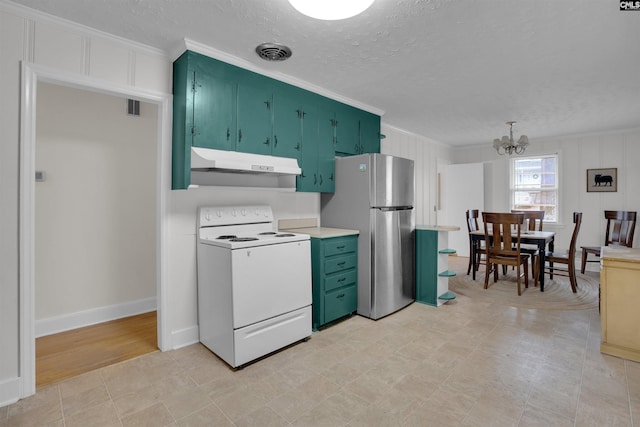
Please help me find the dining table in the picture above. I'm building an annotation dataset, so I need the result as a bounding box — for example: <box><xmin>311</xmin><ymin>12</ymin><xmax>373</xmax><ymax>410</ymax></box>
<box><xmin>469</xmin><ymin>229</ymin><xmax>556</xmax><ymax>291</ymax></box>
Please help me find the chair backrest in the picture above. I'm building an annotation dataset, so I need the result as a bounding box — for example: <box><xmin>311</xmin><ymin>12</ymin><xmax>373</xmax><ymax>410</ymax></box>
<box><xmin>466</xmin><ymin>209</ymin><xmax>481</xmax><ymax>232</ymax></box>
<box><xmin>511</xmin><ymin>210</ymin><xmax>545</xmax><ymax>231</ymax></box>
<box><xmin>482</xmin><ymin>212</ymin><xmax>524</xmax><ymax>257</ymax></box>
<box><xmin>568</xmin><ymin>212</ymin><xmax>583</xmax><ymax>257</ymax></box>
<box><xmin>604</xmin><ymin>210</ymin><xmax>636</xmax><ymax>247</ymax></box>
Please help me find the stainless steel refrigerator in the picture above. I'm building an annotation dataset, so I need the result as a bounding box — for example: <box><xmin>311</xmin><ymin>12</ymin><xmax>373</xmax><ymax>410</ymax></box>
<box><xmin>321</xmin><ymin>153</ymin><xmax>415</xmax><ymax>319</ymax></box>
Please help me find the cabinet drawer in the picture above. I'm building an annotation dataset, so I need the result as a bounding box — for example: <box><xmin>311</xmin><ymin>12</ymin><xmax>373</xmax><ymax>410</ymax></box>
<box><xmin>324</xmin><ymin>238</ymin><xmax>357</xmax><ymax>257</ymax></box>
<box><xmin>324</xmin><ymin>254</ymin><xmax>357</xmax><ymax>275</ymax></box>
<box><xmin>324</xmin><ymin>285</ymin><xmax>358</xmax><ymax>323</ymax></box>
<box><xmin>324</xmin><ymin>269</ymin><xmax>357</xmax><ymax>292</ymax></box>
<box><xmin>324</xmin><ymin>285</ymin><xmax>357</xmax><ymax>324</ymax></box>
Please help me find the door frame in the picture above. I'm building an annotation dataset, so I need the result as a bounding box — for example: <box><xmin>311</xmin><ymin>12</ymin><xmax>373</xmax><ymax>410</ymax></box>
<box><xmin>19</xmin><ymin>62</ymin><xmax>172</xmax><ymax>398</ymax></box>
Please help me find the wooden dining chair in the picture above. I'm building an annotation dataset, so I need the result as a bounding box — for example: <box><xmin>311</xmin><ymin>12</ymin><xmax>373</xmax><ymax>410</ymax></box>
<box><xmin>466</xmin><ymin>209</ymin><xmax>486</xmax><ymax>275</ymax></box>
<box><xmin>482</xmin><ymin>212</ymin><xmax>531</xmax><ymax>296</ymax></box>
<box><xmin>580</xmin><ymin>210</ymin><xmax>636</xmax><ymax>273</ymax></box>
<box><xmin>511</xmin><ymin>210</ymin><xmax>544</xmax><ymax>279</ymax></box>
<box><xmin>543</xmin><ymin>212</ymin><xmax>583</xmax><ymax>293</ymax></box>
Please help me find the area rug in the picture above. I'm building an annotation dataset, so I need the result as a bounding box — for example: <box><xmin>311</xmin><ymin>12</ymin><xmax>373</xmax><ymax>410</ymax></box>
<box><xmin>447</xmin><ymin>256</ymin><xmax>599</xmax><ymax>310</ymax></box>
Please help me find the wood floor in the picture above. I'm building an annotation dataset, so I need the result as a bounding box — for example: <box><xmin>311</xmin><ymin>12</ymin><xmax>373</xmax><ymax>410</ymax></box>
<box><xmin>36</xmin><ymin>311</ymin><xmax>158</xmax><ymax>388</ymax></box>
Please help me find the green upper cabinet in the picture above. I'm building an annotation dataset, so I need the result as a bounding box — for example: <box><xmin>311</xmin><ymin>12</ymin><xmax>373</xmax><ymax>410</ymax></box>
<box><xmin>192</xmin><ymin>59</ymin><xmax>237</xmax><ymax>151</ymax></box>
<box><xmin>359</xmin><ymin>110</ymin><xmax>381</xmax><ymax>154</ymax></box>
<box><xmin>333</xmin><ymin>103</ymin><xmax>360</xmax><ymax>156</ymax></box>
<box><xmin>236</xmin><ymin>72</ymin><xmax>273</xmax><ymax>155</ymax></box>
<box><xmin>272</xmin><ymin>83</ymin><xmax>303</xmax><ymax>160</ymax></box>
<box><xmin>297</xmin><ymin>97</ymin><xmax>335</xmax><ymax>193</ymax></box>
<box><xmin>171</xmin><ymin>50</ymin><xmax>379</xmax><ymax>190</ymax></box>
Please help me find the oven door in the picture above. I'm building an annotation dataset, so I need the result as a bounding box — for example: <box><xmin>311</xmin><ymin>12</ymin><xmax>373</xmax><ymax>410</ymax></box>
<box><xmin>231</xmin><ymin>240</ymin><xmax>311</xmax><ymax>328</ymax></box>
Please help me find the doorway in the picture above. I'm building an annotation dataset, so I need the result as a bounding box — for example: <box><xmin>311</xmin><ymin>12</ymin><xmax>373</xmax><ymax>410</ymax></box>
<box><xmin>20</xmin><ymin>63</ymin><xmax>171</xmax><ymax>398</ymax></box>
<box><xmin>33</xmin><ymin>82</ymin><xmax>159</xmax><ymax>387</ymax></box>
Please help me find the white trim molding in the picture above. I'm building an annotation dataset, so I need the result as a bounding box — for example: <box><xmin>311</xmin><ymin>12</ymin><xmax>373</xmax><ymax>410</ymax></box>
<box><xmin>35</xmin><ymin>297</ymin><xmax>157</xmax><ymax>338</ymax></box>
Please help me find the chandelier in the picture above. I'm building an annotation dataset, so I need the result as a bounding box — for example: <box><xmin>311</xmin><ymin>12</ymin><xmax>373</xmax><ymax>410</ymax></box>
<box><xmin>493</xmin><ymin>121</ymin><xmax>529</xmax><ymax>155</ymax></box>
<box><xmin>288</xmin><ymin>0</ymin><xmax>375</xmax><ymax>20</ymax></box>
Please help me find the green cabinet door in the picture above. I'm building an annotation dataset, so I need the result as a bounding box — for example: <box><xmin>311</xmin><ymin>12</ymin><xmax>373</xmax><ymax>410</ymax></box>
<box><xmin>192</xmin><ymin>58</ymin><xmax>237</xmax><ymax>151</ymax></box>
<box><xmin>317</xmin><ymin>104</ymin><xmax>336</xmax><ymax>192</ymax></box>
<box><xmin>297</xmin><ymin>100</ymin><xmax>319</xmax><ymax>192</ymax></box>
<box><xmin>272</xmin><ymin>83</ymin><xmax>303</xmax><ymax>160</ymax></box>
<box><xmin>236</xmin><ymin>73</ymin><xmax>273</xmax><ymax>155</ymax></box>
<box><xmin>359</xmin><ymin>111</ymin><xmax>381</xmax><ymax>154</ymax></box>
<box><xmin>334</xmin><ymin>103</ymin><xmax>360</xmax><ymax>156</ymax></box>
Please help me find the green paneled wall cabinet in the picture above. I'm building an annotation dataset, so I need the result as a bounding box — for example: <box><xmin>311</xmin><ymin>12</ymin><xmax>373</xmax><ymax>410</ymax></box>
<box><xmin>172</xmin><ymin>50</ymin><xmax>381</xmax><ymax>190</ymax></box>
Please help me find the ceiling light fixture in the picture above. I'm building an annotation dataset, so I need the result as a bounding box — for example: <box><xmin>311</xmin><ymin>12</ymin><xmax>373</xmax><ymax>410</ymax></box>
<box><xmin>288</xmin><ymin>0</ymin><xmax>375</xmax><ymax>20</ymax></box>
<box><xmin>493</xmin><ymin>121</ymin><xmax>529</xmax><ymax>155</ymax></box>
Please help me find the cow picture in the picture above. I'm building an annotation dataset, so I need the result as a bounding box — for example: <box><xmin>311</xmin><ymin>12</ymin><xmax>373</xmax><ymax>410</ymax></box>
<box><xmin>594</xmin><ymin>174</ymin><xmax>613</xmax><ymax>186</ymax></box>
<box><xmin>587</xmin><ymin>168</ymin><xmax>617</xmax><ymax>192</ymax></box>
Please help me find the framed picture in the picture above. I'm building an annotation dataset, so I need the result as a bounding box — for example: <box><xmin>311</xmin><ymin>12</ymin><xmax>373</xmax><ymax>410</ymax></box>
<box><xmin>586</xmin><ymin>168</ymin><xmax>617</xmax><ymax>192</ymax></box>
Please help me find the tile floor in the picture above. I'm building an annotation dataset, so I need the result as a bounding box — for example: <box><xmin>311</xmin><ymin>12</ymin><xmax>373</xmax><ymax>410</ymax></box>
<box><xmin>2</xmin><ymin>291</ymin><xmax>639</xmax><ymax>426</ymax></box>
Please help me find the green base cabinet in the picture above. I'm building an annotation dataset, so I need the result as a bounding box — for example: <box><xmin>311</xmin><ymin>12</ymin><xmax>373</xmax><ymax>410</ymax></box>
<box><xmin>311</xmin><ymin>235</ymin><xmax>358</xmax><ymax>330</ymax></box>
<box><xmin>415</xmin><ymin>226</ymin><xmax>460</xmax><ymax>307</ymax></box>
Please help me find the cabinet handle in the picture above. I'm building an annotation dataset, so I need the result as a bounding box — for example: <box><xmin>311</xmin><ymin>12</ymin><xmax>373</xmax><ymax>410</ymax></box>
<box><xmin>264</xmin><ymin>100</ymin><xmax>271</xmax><ymax>109</ymax></box>
<box><xmin>319</xmin><ymin>175</ymin><xmax>323</xmax><ymax>185</ymax></box>
<box><xmin>314</xmin><ymin>173</ymin><xmax>317</xmax><ymax>185</ymax></box>
<box><xmin>354</xmin><ymin>143</ymin><xmax>359</xmax><ymax>152</ymax></box>
<box><xmin>329</xmin><ymin>173</ymin><xmax>334</xmax><ymax>181</ymax></box>
<box><xmin>337</xmin><ymin>261</ymin><xmax>346</xmax><ymax>266</ymax></box>
<box><xmin>301</xmin><ymin>171</ymin><xmax>306</xmax><ymax>178</ymax></box>
<box><xmin>337</xmin><ymin>293</ymin><xmax>345</xmax><ymax>299</ymax></box>
<box><xmin>294</xmin><ymin>142</ymin><xmax>300</xmax><ymax>151</ymax></box>
<box><xmin>336</xmin><ymin>245</ymin><xmax>346</xmax><ymax>249</ymax></box>
<box><xmin>338</xmin><ymin>277</ymin><xmax>346</xmax><ymax>282</ymax></box>
<box><xmin>296</xmin><ymin>109</ymin><xmax>302</xmax><ymax>119</ymax></box>
<box><xmin>238</xmin><ymin>129</ymin><xmax>243</xmax><ymax>142</ymax></box>
<box><xmin>226</xmin><ymin>128</ymin><xmax>230</xmax><ymax>141</ymax></box>
<box><xmin>264</xmin><ymin>138</ymin><xmax>270</xmax><ymax>145</ymax></box>
<box><xmin>274</xmin><ymin>135</ymin><xmax>278</xmax><ymax>147</ymax></box>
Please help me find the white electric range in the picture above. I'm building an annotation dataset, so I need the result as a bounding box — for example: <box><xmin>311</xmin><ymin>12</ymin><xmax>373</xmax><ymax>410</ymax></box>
<box><xmin>196</xmin><ymin>205</ymin><xmax>312</xmax><ymax>368</ymax></box>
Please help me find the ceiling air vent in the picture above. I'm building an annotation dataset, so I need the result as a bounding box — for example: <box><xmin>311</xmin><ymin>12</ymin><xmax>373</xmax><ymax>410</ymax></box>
<box><xmin>255</xmin><ymin>43</ymin><xmax>292</xmax><ymax>61</ymax></box>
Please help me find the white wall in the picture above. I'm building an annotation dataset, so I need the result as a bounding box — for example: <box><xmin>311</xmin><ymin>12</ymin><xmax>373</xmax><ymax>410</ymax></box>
<box><xmin>452</xmin><ymin>129</ymin><xmax>640</xmax><ymax>258</ymax></box>
<box><xmin>380</xmin><ymin>124</ymin><xmax>453</xmax><ymax>225</ymax></box>
<box><xmin>35</xmin><ymin>83</ymin><xmax>157</xmax><ymax>324</ymax></box>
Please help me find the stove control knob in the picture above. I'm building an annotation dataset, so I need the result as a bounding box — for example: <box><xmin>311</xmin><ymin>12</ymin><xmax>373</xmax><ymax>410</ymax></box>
<box><xmin>205</xmin><ymin>213</ymin><xmax>211</xmax><ymax>221</ymax></box>
<box><xmin>216</xmin><ymin>210</ymin><xmax>222</xmax><ymax>217</ymax></box>
<box><xmin>241</xmin><ymin>209</ymin><xmax>246</xmax><ymax>216</ymax></box>
<box><xmin>232</xmin><ymin>209</ymin><xmax>237</xmax><ymax>217</ymax></box>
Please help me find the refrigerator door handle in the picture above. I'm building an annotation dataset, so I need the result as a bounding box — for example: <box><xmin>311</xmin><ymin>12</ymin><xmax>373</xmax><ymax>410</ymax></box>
<box><xmin>376</xmin><ymin>206</ymin><xmax>414</xmax><ymax>212</ymax></box>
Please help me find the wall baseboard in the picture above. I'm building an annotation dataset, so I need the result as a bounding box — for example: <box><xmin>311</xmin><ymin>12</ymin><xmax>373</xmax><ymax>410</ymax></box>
<box><xmin>35</xmin><ymin>297</ymin><xmax>157</xmax><ymax>338</ymax></box>
<box><xmin>0</xmin><ymin>377</ymin><xmax>20</xmax><ymax>408</ymax></box>
<box><xmin>171</xmin><ymin>325</ymin><xmax>199</xmax><ymax>350</ymax></box>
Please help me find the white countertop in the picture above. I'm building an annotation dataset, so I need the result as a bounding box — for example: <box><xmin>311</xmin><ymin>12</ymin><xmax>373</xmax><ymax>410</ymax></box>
<box><xmin>280</xmin><ymin>227</ymin><xmax>360</xmax><ymax>239</ymax></box>
<box><xmin>416</xmin><ymin>225</ymin><xmax>460</xmax><ymax>232</ymax></box>
<box><xmin>601</xmin><ymin>246</ymin><xmax>640</xmax><ymax>263</ymax></box>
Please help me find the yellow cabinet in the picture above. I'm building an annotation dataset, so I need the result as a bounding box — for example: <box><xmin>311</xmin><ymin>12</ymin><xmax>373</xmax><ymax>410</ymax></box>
<box><xmin>600</xmin><ymin>246</ymin><xmax>640</xmax><ymax>362</ymax></box>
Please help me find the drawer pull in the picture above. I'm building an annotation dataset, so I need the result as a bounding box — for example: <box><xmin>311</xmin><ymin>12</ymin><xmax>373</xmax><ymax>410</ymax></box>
<box><xmin>337</xmin><ymin>262</ymin><xmax>346</xmax><ymax>266</ymax></box>
<box><xmin>337</xmin><ymin>293</ymin><xmax>345</xmax><ymax>299</ymax></box>
<box><xmin>338</xmin><ymin>277</ymin><xmax>346</xmax><ymax>282</ymax></box>
<box><xmin>336</xmin><ymin>245</ymin><xmax>346</xmax><ymax>249</ymax></box>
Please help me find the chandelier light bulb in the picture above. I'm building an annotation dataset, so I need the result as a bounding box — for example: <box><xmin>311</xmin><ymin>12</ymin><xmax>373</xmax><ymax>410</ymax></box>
<box><xmin>288</xmin><ymin>0</ymin><xmax>376</xmax><ymax>20</ymax></box>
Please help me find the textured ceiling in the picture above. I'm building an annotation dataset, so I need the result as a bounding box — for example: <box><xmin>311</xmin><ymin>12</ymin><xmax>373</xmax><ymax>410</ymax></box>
<box><xmin>9</xmin><ymin>0</ymin><xmax>640</xmax><ymax>147</ymax></box>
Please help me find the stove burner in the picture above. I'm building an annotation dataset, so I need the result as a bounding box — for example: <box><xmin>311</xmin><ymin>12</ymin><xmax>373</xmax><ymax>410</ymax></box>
<box><xmin>258</xmin><ymin>232</ymin><xmax>277</xmax><ymax>235</ymax></box>
<box><xmin>216</xmin><ymin>235</ymin><xmax>237</xmax><ymax>240</ymax></box>
<box><xmin>275</xmin><ymin>233</ymin><xmax>295</xmax><ymax>237</ymax></box>
<box><xmin>230</xmin><ymin>237</ymin><xmax>259</xmax><ymax>242</ymax></box>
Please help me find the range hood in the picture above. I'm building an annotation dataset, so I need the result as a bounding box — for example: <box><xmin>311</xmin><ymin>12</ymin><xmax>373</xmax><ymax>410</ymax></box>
<box><xmin>189</xmin><ymin>147</ymin><xmax>301</xmax><ymax>190</ymax></box>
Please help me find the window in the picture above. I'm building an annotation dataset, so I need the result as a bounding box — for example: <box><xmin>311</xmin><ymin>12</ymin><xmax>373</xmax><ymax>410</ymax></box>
<box><xmin>510</xmin><ymin>154</ymin><xmax>559</xmax><ymax>222</ymax></box>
